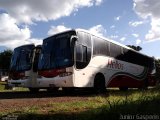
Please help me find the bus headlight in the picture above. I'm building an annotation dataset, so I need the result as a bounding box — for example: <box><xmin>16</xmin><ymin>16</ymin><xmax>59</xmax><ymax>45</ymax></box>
<box><xmin>59</xmin><ymin>72</ymin><xmax>72</xmax><ymax>77</ymax></box>
<box><xmin>21</xmin><ymin>76</ymin><xmax>29</xmax><ymax>80</ymax></box>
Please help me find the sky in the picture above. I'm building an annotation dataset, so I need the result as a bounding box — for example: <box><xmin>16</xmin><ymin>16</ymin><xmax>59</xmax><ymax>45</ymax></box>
<box><xmin>0</xmin><ymin>0</ymin><xmax>160</xmax><ymax>59</ymax></box>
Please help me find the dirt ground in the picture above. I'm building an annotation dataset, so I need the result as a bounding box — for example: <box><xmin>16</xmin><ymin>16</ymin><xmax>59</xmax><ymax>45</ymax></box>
<box><xmin>0</xmin><ymin>90</ymin><xmax>93</xmax><ymax>113</ymax></box>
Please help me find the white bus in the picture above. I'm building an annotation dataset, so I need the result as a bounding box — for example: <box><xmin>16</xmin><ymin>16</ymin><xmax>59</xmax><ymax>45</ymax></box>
<box><xmin>37</xmin><ymin>29</ymin><xmax>156</xmax><ymax>92</ymax></box>
<box><xmin>8</xmin><ymin>44</ymin><xmax>43</xmax><ymax>92</ymax></box>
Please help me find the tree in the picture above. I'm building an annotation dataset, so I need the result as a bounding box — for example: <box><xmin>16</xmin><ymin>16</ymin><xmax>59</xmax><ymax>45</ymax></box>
<box><xmin>127</xmin><ymin>45</ymin><xmax>142</xmax><ymax>51</ymax></box>
<box><xmin>0</xmin><ymin>49</ymin><xmax>13</xmax><ymax>71</ymax></box>
<box><xmin>155</xmin><ymin>59</ymin><xmax>160</xmax><ymax>82</ymax></box>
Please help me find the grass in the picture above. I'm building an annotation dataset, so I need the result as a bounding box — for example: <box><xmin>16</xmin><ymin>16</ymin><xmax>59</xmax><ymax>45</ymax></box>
<box><xmin>1</xmin><ymin>87</ymin><xmax>160</xmax><ymax>120</ymax></box>
<box><xmin>0</xmin><ymin>83</ymin><xmax>5</xmax><ymax>91</ymax></box>
<box><xmin>0</xmin><ymin>81</ymin><xmax>28</xmax><ymax>92</ymax></box>
<box><xmin>0</xmin><ymin>81</ymin><xmax>6</xmax><ymax>91</ymax></box>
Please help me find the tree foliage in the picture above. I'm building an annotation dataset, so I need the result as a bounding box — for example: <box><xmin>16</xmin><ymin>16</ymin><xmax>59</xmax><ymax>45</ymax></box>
<box><xmin>155</xmin><ymin>59</ymin><xmax>160</xmax><ymax>81</ymax></box>
<box><xmin>0</xmin><ymin>49</ymin><xmax>13</xmax><ymax>71</ymax></box>
<box><xmin>127</xmin><ymin>45</ymin><xmax>142</xmax><ymax>51</ymax></box>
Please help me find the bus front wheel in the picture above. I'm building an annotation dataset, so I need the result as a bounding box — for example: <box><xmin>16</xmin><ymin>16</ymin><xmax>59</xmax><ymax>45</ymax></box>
<box><xmin>29</xmin><ymin>88</ymin><xmax>39</xmax><ymax>93</ymax></box>
<box><xmin>63</xmin><ymin>87</ymin><xmax>75</xmax><ymax>94</ymax></box>
<box><xmin>47</xmin><ymin>87</ymin><xmax>59</xmax><ymax>92</ymax></box>
<box><xmin>119</xmin><ymin>87</ymin><xmax>128</xmax><ymax>91</ymax></box>
<box><xmin>94</xmin><ymin>73</ymin><xmax>106</xmax><ymax>93</ymax></box>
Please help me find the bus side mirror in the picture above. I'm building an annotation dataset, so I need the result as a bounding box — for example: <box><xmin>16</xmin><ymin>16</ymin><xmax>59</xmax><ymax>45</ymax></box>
<box><xmin>70</xmin><ymin>35</ymin><xmax>78</xmax><ymax>46</ymax></box>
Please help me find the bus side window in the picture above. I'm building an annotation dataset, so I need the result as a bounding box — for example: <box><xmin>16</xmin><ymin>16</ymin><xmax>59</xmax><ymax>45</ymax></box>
<box><xmin>76</xmin><ymin>44</ymin><xmax>87</xmax><ymax>62</ymax></box>
<box><xmin>82</xmin><ymin>46</ymin><xmax>87</xmax><ymax>62</ymax></box>
<box><xmin>76</xmin><ymin>44</ymin><xmax>83</xmax><ymax>62</ymax></box>
<box><xmin>76</xmin><ymin>43</ymin><xmax>88</xmax><ymax>69</ymax></box>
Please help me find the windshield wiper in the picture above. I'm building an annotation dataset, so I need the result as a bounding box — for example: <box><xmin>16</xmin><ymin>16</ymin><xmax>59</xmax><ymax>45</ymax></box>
<box><xmin>41</xmin><ymin>54</ymin><xmax>50</xmax><ymax>69</ymax></box>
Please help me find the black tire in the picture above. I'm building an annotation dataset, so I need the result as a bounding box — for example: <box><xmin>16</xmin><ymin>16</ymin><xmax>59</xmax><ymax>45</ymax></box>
<box><xmin>94</xmin><ymin>73</ymin><xmax>106</xmax><ymax>93</ymax></box>
<box><xmin>143</xmin><ymin>78</ymin><xmax>148</xmax><ymax>90</ymax></box>
<box><xmin>138</xmin><ymin>78</ymin><xmax>148</xmax><ymax>90</ymax></box>
<box><xmin>47</xmin><ymin>87</ymin><xmax>59</xmax><ymax>92</ymax></box>
<box><xmin>119</xmin><ymin>87</ymin><xmax>128</xmax><ymax>91</ymax></box>
<box><xmin>29</xmin><ymin>88</ymin><xmax>39</xmax><ymax>93</ymax></box>
<box><xmin>63</xmin><ymin>87</ymin><xmax>75</xmax><ymax>94</ymax></box>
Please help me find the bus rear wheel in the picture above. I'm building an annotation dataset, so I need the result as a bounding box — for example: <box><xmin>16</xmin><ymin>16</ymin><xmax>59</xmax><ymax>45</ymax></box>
<box><xmin>63</xmin><ymin>87</ymin><xmax>75</xmax><ymax>94</ymax></box>
<box><xmin>119</xmin><ymin>87</ymin><xmax>128</xmax><ymax>91</ymax></box>
<box><xmin>94</xmin><ymin>73</ymin><xmax>106</xmax><ymax>93</ymax></box>
<box><xmin>29</xmin><ymin>88</ymin><xmax>39</xmax><ymax>93</ymax></box>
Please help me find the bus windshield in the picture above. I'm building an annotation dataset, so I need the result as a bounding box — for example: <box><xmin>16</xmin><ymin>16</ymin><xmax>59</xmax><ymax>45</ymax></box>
<box><xmin>38</xmin><ymin>33</ymin><xmax>73</xmax><ymax>70</ymax></box>
<box><xmin>10</xmin><ymin>45</ymin><xmax>34</xmax><ymax>72</ymax></box>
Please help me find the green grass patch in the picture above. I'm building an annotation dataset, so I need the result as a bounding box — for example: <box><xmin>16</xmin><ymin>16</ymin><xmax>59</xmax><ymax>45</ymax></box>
<box><xmin>48</xmin><ymin>100</ymin><xmax>102</xmax><ymax>114</ymax></box>
<box><xmin>1</xmin><ymin>87</ymin><xmax>160</xmax><ymax>120</ymax></box>
<box><xmin>12</xmin><ymin>87</ymin><xmax>29</xmax><ymax>92</ymax></box>
<box><xmin>0</xmin><ymin>82</ymin><xmax>5</xmax><ymax>91</ymax></box>
<box><xmin>0</xmin><ymin>81</ymin><xmax>28</xmax><ymax>92</ymax></box>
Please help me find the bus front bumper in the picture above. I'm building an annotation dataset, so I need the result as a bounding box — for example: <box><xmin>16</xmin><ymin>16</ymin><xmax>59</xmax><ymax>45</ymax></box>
<box><xmin>7</xmin><ymin>80</ymin><xmax>27</xmax><ymax>87</ymax></box>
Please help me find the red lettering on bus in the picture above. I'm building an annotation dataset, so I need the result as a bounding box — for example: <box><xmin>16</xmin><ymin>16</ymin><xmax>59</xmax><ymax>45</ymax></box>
<box><xmin>107</xmin><ymin>59</ymin><xmax>124</xmax><ymax>70</ymax></box>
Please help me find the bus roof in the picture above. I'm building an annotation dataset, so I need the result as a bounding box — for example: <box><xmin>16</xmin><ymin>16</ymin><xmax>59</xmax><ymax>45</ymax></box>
<box><xmin>75</xmin><ymin>29</ymin><xmax>153</xmax><ymax>59</ymax></box>
<box><xmin>14</xmin><ymin>44</ymin><xmax>35</xmax><ymax>50</ymax></box>
<box><xmin>45</xmin><ymin>29</ymin><xmax>153</xmax><ymax>59</ymax></box>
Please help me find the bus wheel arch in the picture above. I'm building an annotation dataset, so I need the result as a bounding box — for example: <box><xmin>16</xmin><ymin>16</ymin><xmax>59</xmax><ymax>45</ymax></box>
<box><xmin>93</xmin><ymin>73</ymin><xmax>106</xmax><ymax>93</ymax></box>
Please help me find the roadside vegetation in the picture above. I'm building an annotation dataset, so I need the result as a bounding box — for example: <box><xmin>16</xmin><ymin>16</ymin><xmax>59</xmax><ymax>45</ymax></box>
<box><xmin>0</xmin><ymin>81</ymin><xmax>28</xmax><ymax>92</ymax></box>
<box><xmin>1</xmin><ymin>86</ymin><xmax>160</xmax><ymax>120</ymax></box>
<box><xmin>0</xmin><ymin>82</ymin><xmax>5</xmax><ymax>91</ymax></box>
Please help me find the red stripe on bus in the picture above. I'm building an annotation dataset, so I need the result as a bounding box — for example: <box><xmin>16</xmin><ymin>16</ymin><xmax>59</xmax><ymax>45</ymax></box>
<box><xmin>107</xmin><ymin>75</ymin><xmax>156</xmax><ymax>88</ymax></box>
